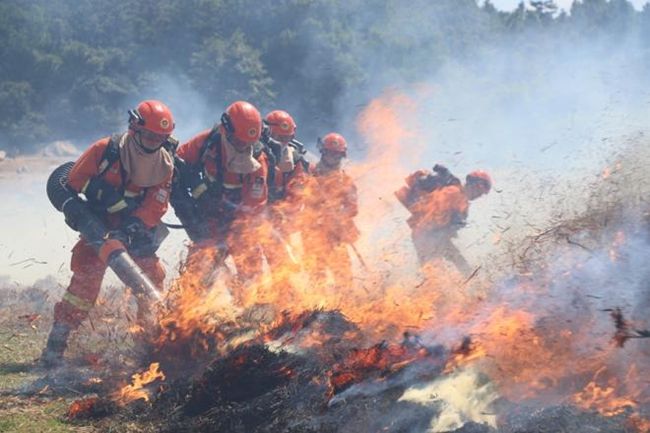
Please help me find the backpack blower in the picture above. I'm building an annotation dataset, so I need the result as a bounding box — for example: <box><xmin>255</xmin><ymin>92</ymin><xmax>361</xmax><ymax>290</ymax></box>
<box><xmin>46</xmin><ymin>162</ymin><xmax>161</xmax><ymax>301</ymax></box>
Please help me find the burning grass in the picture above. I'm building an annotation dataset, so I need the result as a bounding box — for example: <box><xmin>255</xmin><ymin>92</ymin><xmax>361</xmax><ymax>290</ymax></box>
<box><xmin>5</xmin><ymin>94</ymin><xmax>650</xmax><ymax>433</ymax></box>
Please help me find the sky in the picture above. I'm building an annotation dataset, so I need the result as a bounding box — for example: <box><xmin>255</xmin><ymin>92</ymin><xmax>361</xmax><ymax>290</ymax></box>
<box><xmin>490</xmin><ymin>0</ymin><xmax>649</xmax><ymax>11</ymax></box>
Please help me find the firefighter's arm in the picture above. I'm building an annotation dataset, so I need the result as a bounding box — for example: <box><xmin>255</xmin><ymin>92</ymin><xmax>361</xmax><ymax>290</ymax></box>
<box><xmin>177</xmin><ymin>130</ymin><xmax>211</xmax><ymax>165</ymax></box>
<box><xmin>67</xmin><ymin>139</ymin><xmax>127</xmax><ymax>213</ymax></box>
<box><xmin>67</xmin><ymin>138</ymin><xmax>108</xmax><ymax>192</ymax></box>
<box><xmin>132</xmin><ymin>173</ymin><xmax>173</xmax><ymax>228</ymax></box>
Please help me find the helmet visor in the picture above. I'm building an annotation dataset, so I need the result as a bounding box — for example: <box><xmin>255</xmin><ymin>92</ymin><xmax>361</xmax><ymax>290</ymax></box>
<box><xmin>273</xmin><ymin>133</ymin><xmax>295</xmax><ymax>143</ymax></box>
<box><xmin>135</xmin><ymin>127</ymin><xmax>170</xmax><ymax>152</ymax></box>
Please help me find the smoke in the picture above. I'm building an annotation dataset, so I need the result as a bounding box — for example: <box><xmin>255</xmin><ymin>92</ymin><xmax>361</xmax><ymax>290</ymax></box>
<box><xmin>400</xmin><ymin>367</ymin><xmax>498</xmax><ymax>432</ymax></box>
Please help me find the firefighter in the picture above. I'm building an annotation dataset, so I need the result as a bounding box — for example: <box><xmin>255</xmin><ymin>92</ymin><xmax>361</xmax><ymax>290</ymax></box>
<box><xmin>301</xmin><ymin>133</ymin><xmax>359</xmax><ymax>289</ymax></box>
<box><xmin>257</xmin><ymin>110</ymin><xmax>310</xmax><ymax>291</ymax></box>
<box><xmin>172</xmin><ymin>101</ymin><xmax>268</xmax><ymax>286</ymax></box>
<box><xmin>262</xmin><ymin>110</ymin><xmax>310</xmax><ymax>202</ymax></box>
<box><xmin>396</xmin><ymin>167</ymin><xmax>492</xmax><ymax>275</ymax></box>
<box><xmin>40</xmin><ymin>100</ymin><xmax>176</xmax><ymax>367</ymax></box>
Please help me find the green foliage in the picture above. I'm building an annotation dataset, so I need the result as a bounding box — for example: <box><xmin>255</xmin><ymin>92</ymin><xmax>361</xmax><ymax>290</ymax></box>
<box><xmin>0</xmin><ymin>0</ymin><xmax>645</xmax><ymax>152</ymax></box>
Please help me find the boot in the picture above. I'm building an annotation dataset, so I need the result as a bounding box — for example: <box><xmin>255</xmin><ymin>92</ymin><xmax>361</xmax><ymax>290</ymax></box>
<box><xmin>39</xmin><ymin>322</ymin><xmax>72</xmax><ymax>368</ymax></box>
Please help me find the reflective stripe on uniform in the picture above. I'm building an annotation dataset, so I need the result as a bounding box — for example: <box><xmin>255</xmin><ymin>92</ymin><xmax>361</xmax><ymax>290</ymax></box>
<box><xmin>107</xmin><ymin>199</ymin><xmax>128</xmax><ymax>213</ymax></box>
<box><xmin>124</xmin><ymin>190</ymin><xmax>140</xmax><ymax>198</ymax></box>
<box><xmin>62</xmin><ymin>291</ymin><xmax>94</xmax><ymax>312</ymax></box>
<box><xmin>191</xmin><ymin>183</ymin><xmax>208</xmax><ymax>198</ymax></box>
<box><xmin>98</xmin><ymin>159</ymin><xmax>110</xmax><ymax>174</ymax></box>
<box><xmin>81</xmin><ymin>179</ymin><xmax>91</xmax><ymax>194</ymax></box>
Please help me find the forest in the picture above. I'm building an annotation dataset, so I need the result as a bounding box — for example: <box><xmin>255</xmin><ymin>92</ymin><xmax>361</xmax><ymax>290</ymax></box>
<box><xmin>0</xmin><ymin>0</ymin><xmax>648</xmax><ymax>152</ymax></box>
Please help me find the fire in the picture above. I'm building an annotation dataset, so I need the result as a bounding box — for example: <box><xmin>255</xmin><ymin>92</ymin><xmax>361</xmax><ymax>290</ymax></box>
<box><xmin>327</xmin><ymin>340</ymin><xmax>432</xmax><ymax>398</ymax></box>
<box><xmin>444</xmin><ymin>337</ymin><xmax>487</xmax><ymax>374</ymax></box>
<box><xmin>113</xmin><ymin>362</ymin><xmax>165</xmax><ymax>405</ymax></box>
<box><xmin>67</xmin><ymin>397</ymin><xmax>100</xmax><ymax>420</ymax></box>
<box><xmin>573</xmin><ymin>379</ymin><xmax>636</xmax><ymax>416</ymax></box>
<box><xmin>153</xmin><ymin>87</ymin><xmax>461</xmax><ymax>354</ymax></box>
<box><xmin>572</xmin><ymin>367</ymin><xmax>638</xmax><ymax>417</ymax></box>
<box><xmin>628</xmin><ymin>414</ymin><xmax>650</xmax><ymax>433</ymax></box>
<box><xmin>130</xmin><ymin>86</ymin><xmax>650</xmax><ymax>432</ymax></box>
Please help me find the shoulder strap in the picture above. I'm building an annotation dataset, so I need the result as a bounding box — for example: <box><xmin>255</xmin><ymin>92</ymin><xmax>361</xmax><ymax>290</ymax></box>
<box><xmin>262</xmin><ymin>144</ymin><xmax>276</xmax><ymax>193</ymax></box>
<box><xmin>299</xmin><ymin>158</ymin><xmax>310</xmax><ymax>173</ymax></box>
<box><xmin>199</xmin><ymin>125</ymin><xmax>225</xmax><ymax>190</ymax></box>
<box><xmin>163</xmin><ymin>136</ymin><xmax>180</xmax><ymax>155</ymax></box>
<box><xmin>289</xmin><ymin>138</ymin><xmax>306</xmax><ymax>155</ymax></box>
<box><xmin>97</xmin><ymin>134</ymin><xmax>122</xmax><ymax>177</ymax></box>
<box><xmin>199</xmin><ymin>125</ymin><xmax>221</xmax><ymax>163</ymax></box>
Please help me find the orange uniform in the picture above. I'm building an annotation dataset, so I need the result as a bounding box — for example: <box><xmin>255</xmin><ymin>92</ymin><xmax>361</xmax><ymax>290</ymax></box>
<box><xmin>406</xmin><ymin>184</ymin><xmax>468</xmax><ymax>233</ymax></box>
<box><xmin>54</xmin><ymin>135</ymin><xmax>171</xmax><ymax>328</ymax></box>
<box><xmin>177</xmin><ymin>129</ymin><xmax>269</xmax><ymax>214</ymax></box>
<box><xmin>177</xmin><ymin>128</ymin><xmax>269</xmax><ymax>280</ymax></box>
<box><xmin>399</xmin><ymin>176</ymin><xmax>471</xmax><ymax>272</ymax></box>
<box><xmin>300</xmin><ymin>163</ymin><xmax>359</xmax><ymax>288</ymax></box>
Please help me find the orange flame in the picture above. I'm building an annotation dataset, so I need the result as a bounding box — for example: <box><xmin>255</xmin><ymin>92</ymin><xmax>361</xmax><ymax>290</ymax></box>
<box><xmin>67</xmin><ymin>396</ymin><xmax>101</xmax><ymax>420</ymax></box>
<box><xmin>572</xmin><ymin>366</ymin><xmax>638</xmax><ymax>416</ymax></box>
<box><xmin>113</xmin><ymin>362</ymin><xmax>165</xmax><ymax>405</ymax></box>
<box><xmin>627</xmin><ymin>414</ymin><xmax>650</xmax><ymax>433</ymax></box>
<box><xmin>327</xmin><ymin>341</ymin><xmax>431</xmax><ymax>398</ymax></box>
<box><xmin>144</xmin><ymin>87</ymin><xmax>650</xmax><ymax>430</ymax></box>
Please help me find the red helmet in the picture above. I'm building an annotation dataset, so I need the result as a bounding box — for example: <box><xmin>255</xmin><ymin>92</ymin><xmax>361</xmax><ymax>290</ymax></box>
<box><xmin>466</xmin><ymin>170</ymin><xmax>492</xmax><ymax>192</ymax></box>
<box><xmin>129</xmin><ymin>100</ymin><xmax>175</xmax><ymax>135</ymax></box>
<box><xmin>222</xmin><ymin>101</ymin><xmax>262</xmax><ymax>144</ymax></box>
<box><xmin>319</xmin><ymin>132</ymin><xmax>347</xmax><ymax>154</ymax></box>
<box><xmin>265</xmin><ymin>110</ymin><xmax>297</xmax><ymax>139</ymax></box>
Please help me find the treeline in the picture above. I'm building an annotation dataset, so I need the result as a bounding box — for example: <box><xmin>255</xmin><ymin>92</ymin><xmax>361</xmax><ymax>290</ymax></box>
<box><xmin>0</xmin><ymin>0</ymin><xmax>648</xmax><ymax>152</ymax></box>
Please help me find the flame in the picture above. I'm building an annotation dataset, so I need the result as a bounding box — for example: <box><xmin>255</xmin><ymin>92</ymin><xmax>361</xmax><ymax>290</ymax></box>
<box><xmin>154</xmin><ymin>87</ymin><xmax>458</xmax><ymax>354</ymax></box>
<box><xmin>627</xmin><ymin>414</ymin><xmax>650</xmax><ymax>433</ymax></box>
<box><xmin>67</xmin><ymin>397</ymin><xmax>100</xmax><ymax>420</ymax></box>
<box><xmin>138</xmin><ymin>86</ymin><xmax>650</xmax><ymax>430</ymax></box>
<box><xmin>572</xmin><ymin>367</ymin><xmax>638</xmax><ymax>416</ymax></box>
<box><xmin>113</xmin><ymin>362</ymin><xmax>165</xmax><ymax>405</ymax></box>
<box><xmin>444</xmin><ymin>337</ymin><xmax>487</xmax><ymax>374</ymax></box>
<box><xmin>327</xmin><ymin>340</ymin><xmax>431</xmax><ymax>398</ymax></box>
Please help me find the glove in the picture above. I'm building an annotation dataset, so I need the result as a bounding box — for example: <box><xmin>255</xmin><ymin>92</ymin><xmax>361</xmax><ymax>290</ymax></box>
<box><xmin>106</xmin><ymin>227</ymin><xmax>129</xmax><ymax>246</ymax></box>
<box><xmin>84</xmin><ymin>177</ymin><xmax>127</xmax><ymax>213</ymax></box>
<box><xmin>114</xmin><ymin>216</ymin><xmax>156</xmax><ymax>256</ymax></box>
<box><xmin>122</xmin><ymin>216</ymin><xmax>148</xmax><ymax>238</ymax></box>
